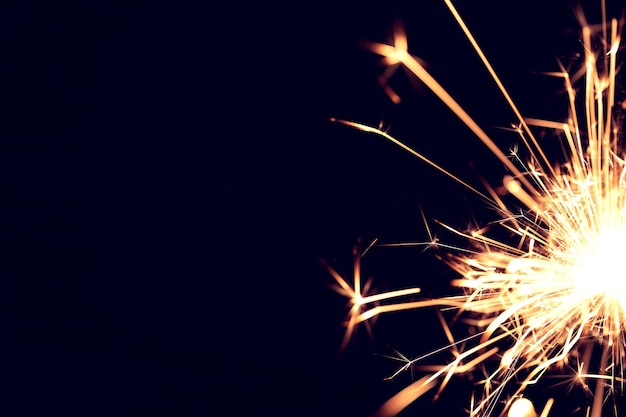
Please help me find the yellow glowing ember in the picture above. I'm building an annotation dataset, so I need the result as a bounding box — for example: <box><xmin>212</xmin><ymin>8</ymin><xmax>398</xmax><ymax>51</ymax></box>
<box><xmin>329</xmin><ymin>1</ymin><xmax>625</xmax><ymax>416</ymax></box>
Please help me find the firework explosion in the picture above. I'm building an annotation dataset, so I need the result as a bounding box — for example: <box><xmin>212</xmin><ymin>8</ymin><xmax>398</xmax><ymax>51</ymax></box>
<box><xmin>328</xmin><ymin>1</ymin><xmax>625</xmax><ymax>417</ymax></box>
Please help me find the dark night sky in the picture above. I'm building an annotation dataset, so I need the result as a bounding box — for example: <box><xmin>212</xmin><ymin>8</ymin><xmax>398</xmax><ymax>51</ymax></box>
<box><xmin>0</xmin><ymin>1</ymin><xmax>614</xmax><ymax>416</ymax></box>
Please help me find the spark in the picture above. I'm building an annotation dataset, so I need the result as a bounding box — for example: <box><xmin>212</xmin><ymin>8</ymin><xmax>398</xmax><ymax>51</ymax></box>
<box><xmin>322</xmin><ymin>245</ymin><xmax>422</xmax><ymax>351</ymax></box>
<box><xmin>330</xmin><ymin>1</ymin><xmax>626</xmax><ymax>416</ymax></box>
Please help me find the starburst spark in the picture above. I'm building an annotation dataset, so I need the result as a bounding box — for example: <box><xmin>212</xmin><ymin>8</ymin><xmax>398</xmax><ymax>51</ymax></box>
<box><xmin>329</xmin><ymin>1</ymin><xmax>626</xmax><ymax>416</ymax></box>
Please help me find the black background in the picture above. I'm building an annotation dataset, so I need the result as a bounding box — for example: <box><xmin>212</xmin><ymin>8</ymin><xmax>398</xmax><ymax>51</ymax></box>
<box><xmin>0</xmin><ymin>1</ymin><xmax>617</xmax><ymax>416</ymax></box>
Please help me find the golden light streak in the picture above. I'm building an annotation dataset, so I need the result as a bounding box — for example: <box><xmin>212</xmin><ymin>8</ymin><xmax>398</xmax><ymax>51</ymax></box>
<box><xmin>329</xmin><ymin>1</ymin><xmax>626</xmax><ymax>416</ymax></box>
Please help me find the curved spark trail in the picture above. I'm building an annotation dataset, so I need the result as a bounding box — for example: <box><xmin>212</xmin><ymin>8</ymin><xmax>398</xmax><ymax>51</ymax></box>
<box><xmin>329</xmin><ymin>2</ymin><xmax>625</xmax><ymax>416</ymax></box>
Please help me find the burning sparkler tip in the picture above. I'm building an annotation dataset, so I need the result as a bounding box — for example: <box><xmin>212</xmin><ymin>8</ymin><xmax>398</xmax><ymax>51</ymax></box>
<box><xmin>332</xmin><ymin>2</ymin><xmax>626</xmax><ymax>416</ymax></box>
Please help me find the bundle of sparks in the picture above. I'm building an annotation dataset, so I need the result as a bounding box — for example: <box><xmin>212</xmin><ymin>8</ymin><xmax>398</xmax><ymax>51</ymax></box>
<box><xmin>327</xmin><ymin>1</ymin><xmax>626</xmax><ymax>416</ymax></box>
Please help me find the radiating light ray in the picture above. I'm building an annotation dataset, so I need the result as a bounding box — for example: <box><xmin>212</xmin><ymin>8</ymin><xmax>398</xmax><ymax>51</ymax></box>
<box><xmin>329</xmin><ymin>1</ymin><xmax>626</xmax><ymax>416</ymax></box>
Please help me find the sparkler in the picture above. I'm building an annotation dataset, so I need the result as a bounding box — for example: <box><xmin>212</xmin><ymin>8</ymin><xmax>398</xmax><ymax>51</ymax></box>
<box><xmin>328</xmin><ymin>1</ymin><xmax>625</xmax><ymax>416</ymax></box>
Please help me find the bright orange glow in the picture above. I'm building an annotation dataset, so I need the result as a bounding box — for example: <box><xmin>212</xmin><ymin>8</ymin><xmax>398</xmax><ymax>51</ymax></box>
<box><xmin>330</xmin><ymin>1</ymin><xmax>625</xmax><ymax>416</ymax></box>
<box><xmin>508</xmin><ymin>398</ymin><xmax>537</xmax><ymax>417</ymax></box>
